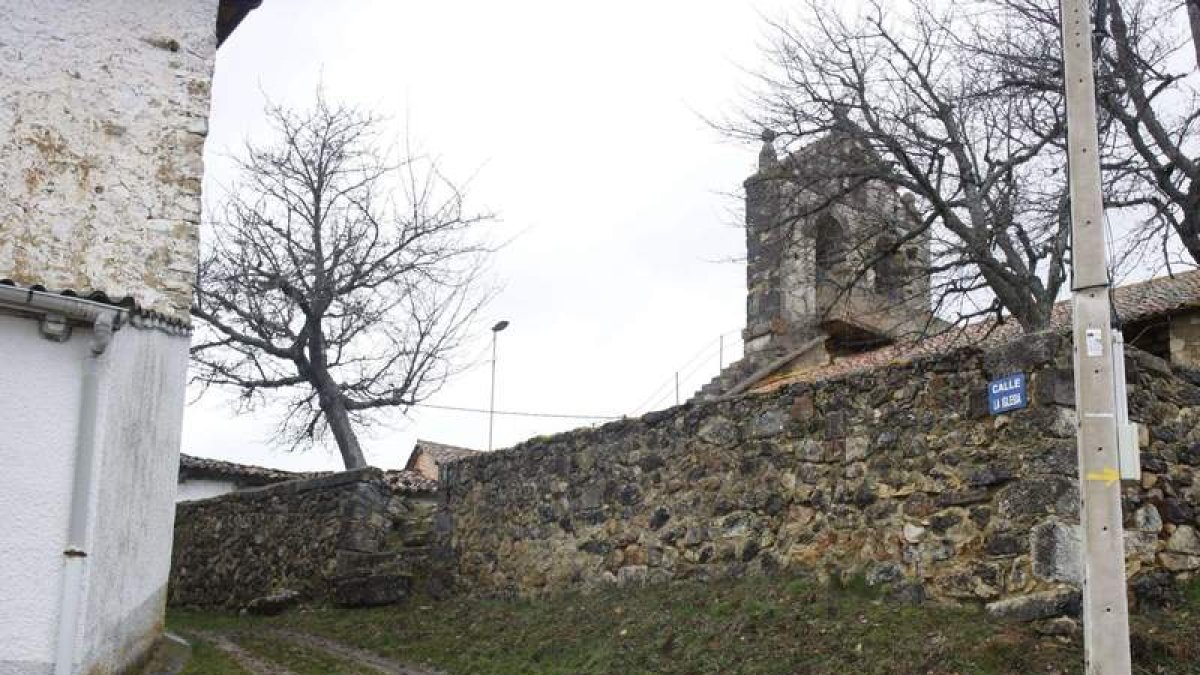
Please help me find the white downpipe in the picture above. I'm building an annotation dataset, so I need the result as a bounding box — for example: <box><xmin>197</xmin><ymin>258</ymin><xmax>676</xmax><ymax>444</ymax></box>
<box><xmin>54</xmin><ymin>561</ymin><xmax>86</xmax><ymax>675</ymax></box>
<box><xmin>52</xmin><ymin>341</ymin><xmax>104</xmax><ymax>675</ymax></box>
<box><xmin>41</xmin><ymin>307</ymin><xmax>119</xmax><ymax>675</ymax></box>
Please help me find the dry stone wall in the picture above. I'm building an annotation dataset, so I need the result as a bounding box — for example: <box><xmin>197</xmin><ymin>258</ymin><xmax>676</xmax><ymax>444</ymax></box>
<box><xmin>437</xmin><ymin>333</ymin><xmax>1200</xmax><ymax>614</ymax></box>
<box><xmin>170</xmin><ymin>468</ymin><xmax>437</xmax><ymax>609</ymax></box>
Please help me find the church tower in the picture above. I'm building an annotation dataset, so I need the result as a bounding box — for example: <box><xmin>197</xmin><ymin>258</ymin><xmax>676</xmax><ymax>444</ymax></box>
<box><xmin>742</xmin><ymin>126</ymin><xmax>934</xmax><ymax>366</ymax></box>
<box><xmin>694</xmin><ymin>125</ymin><xmax>936</xmax><ymax>401</ymax></box>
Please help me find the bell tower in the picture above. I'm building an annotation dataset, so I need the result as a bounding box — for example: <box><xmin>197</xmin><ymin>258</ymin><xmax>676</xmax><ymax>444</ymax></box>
<box><xmin>741</xmin><ymin>128</ymin><xmax>934</xmax><ymax>364</ymax></box>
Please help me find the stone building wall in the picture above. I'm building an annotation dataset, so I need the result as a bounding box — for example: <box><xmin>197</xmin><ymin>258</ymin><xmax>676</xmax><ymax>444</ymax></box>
<box><xmin>437</xmin><ymin>333</ymin><xmax>1200</xmax><ymax>613</ymax></box>
<box><xmin>1170</xmin><ymin>309</ymin><xmax>1200</xmax><ymax>369</ymax></box>
<box><xmin>0</xmin><ymin>0</ymin><xmax>217</xmax><ymax>322</ymax></box>
<box><xmin>170</xmin><ymin>469</ymin><xmax>437</xmax><ymax>609</ymax></box>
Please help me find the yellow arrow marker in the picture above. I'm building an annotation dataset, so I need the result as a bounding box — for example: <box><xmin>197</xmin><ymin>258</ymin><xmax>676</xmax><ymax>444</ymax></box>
<box><xmin>1085</xmin><ymin>466</ymin><xmax>1119</xmax><ymax>487</ymax></box>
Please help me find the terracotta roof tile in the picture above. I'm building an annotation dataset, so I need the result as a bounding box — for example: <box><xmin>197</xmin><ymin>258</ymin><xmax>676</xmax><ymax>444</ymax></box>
<box><xmin>178</xmin><ymin>454</ymin><xmax>305</xmax><ymax>486</ymax></box>
<box><xmin>410</xmin><ymin>439</ymin><xmax>480</xmax><ymax>465</ymax></box>
<box><xmin>754</xmin><ymin>269</ymin><xmax>1200</xmax><ymax>393</ymax></box>
<box><xmin>179</xmin><ymin>454</ymin><xmax>439</xmax><ymax>494</ymax></box>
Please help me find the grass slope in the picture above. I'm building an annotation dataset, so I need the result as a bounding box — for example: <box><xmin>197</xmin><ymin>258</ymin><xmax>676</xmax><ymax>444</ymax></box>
<box><xmin>171</xmin><ymin>573</ymin><xmax>1200</xmax><ymax>674</ymax></box>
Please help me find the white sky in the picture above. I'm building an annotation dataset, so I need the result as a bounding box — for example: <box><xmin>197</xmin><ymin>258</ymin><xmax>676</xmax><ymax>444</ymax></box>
<box><xmin>183</xmin><ymin>0</ymin><xmax>801</xmax><ymax>471</ymax></box>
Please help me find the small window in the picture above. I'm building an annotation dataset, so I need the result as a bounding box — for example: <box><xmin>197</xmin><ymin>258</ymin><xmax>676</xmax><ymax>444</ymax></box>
<box><xmin>874</xmin><ymin>234</ymin><xmax>901</xmax><ymax>295</ymax></box>
<box><xmin>814</xmin><ymin>214</ymin><xmax>845</xmax><ymax>279</ymax></box>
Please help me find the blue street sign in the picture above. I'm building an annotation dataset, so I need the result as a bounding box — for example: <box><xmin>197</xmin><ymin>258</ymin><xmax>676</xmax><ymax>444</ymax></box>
<box><xmin>988</xmin><ymin>373</ymin><xmax>1027</xmax><ymax>415</ymax></box>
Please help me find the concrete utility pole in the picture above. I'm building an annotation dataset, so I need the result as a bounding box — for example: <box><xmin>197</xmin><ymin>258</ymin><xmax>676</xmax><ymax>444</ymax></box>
<box><xmin>1058</xmin><ymin>0</ymin><xmax>1132</xmax><ymax>671</ymax></box>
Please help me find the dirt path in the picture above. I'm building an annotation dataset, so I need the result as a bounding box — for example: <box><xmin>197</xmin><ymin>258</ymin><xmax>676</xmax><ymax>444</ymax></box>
<box><xmin>185</xmin><ymin>629</ymin><xmax>298</xmax><ymax>675</ymax></box>
<box><xmin>183</xmin><ymin>626</ymin><xmax>441</xmax><ymax>675</ymax></box>
<box><xmin>269</xmin><ymin>628</ymin><xmax>442</xmax><ymax>675</ymax></box>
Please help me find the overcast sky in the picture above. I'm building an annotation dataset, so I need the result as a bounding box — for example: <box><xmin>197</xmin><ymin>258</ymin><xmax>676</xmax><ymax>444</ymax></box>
<box><xmin>183</xmin><ymin>0</ymin><xmax>804</xmax><ymax>471</ymax></box>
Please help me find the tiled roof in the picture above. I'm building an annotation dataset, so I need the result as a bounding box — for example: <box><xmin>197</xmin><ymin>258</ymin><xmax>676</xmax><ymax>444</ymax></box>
<box><xmin>754</xmin><ymin>269</ymin><xmax>1200</xmax><ymax>393</ymax></box>
<box><xmin>408</xmin><ymin>439</ymin><xmax>480</xmax><ymax>466</ymax></box>
<box><xmin>179</xmin><ymin>454</ymin><xmax>439</xmax><ymax>494</ymax></box>
<box><xmin>178</xmin><ymin>453</ymin><xmax>306</xmax><ymax>486</ymax></box>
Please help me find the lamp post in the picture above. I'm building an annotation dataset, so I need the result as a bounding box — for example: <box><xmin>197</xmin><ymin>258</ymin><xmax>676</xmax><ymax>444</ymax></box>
<box><xmin>488</xmin><ymin>320</ymin><xmax>509</xmax><ymax>451</ymax></box>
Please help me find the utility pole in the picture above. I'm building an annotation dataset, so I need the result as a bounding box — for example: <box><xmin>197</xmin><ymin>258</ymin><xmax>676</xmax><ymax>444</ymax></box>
<box><xmin>488</xmin><ymin>320</ymin><xmax>509</xmax><ymax>451</ymax></box>
<box><xmin>1059</xmin><ymin>0</ymin><xmax>1132</xmax><ymax>671</ymax></box>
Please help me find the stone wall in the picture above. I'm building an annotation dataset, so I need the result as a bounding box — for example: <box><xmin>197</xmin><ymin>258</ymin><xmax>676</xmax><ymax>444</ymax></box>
<box><xmin>170</xmin><ymin>468</ymin><xmax>437</xmax><ymax>609</ymax></box>
<box><xmin>437</xmin><ymin>333</ymin><xmax>1200</xmax><ymax>613</ymax></box>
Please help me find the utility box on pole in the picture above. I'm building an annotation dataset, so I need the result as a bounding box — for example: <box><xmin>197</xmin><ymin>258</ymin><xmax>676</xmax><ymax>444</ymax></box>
<box><xmin>1058</xmin><ymin>0</ymin><xmax>1133</xmax><ymax>671</ymax></box>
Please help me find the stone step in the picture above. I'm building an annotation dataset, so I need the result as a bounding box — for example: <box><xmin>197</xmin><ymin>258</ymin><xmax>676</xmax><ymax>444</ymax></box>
<box><xmin>336</xmin><ymin>550</ymin><xmax>402</xmax><ymax>575</ymax></box>
<box><xmin>333</xmin><ymin>573</ymin><xmax>412</xmax><ymax>607</ymax></box>
<box><xmin>692</xmin><ymin>359</ymin><xmax>757</xmax><ymax>402</ymax></box>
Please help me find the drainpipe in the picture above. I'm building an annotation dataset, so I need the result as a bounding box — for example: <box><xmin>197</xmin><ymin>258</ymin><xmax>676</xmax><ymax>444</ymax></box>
<box><xmin>53</xmin><ymin>312</ymin><xmax>117</xmax><ymax>675</ymax></box>
<box><xmin>0</xmin><ymin>287</ymin><xmax>125</xmax><ymax>675</ymax></box>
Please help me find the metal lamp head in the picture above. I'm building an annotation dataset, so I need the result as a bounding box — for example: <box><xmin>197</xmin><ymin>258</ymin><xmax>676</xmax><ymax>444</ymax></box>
<box><xmin>492</xmin><ymin>320</ymin><xmax>509</xmax><ymax>332</ymax></box>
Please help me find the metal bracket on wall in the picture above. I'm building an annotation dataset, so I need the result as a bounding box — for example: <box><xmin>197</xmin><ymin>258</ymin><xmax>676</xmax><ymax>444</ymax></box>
<box><xmin>39</xmin><ymin>313</ymin><xmax>72</xmax><ymax>342</ymax></box>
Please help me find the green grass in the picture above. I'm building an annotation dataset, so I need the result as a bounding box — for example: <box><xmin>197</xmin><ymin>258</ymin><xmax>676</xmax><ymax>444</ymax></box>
<box><xmin>170</xmin><ymin>574</ymin><xmax>1200</xmax><ymax>674</ymax></box>
<box><xmin>176</xmin><ymin>635</ymin><xmax>250</xmax><ymax>675</ymax></box>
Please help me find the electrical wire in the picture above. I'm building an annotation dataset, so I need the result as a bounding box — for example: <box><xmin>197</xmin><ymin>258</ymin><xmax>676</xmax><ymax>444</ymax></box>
<box><xmin>411</xmin><ymin>401</ymin><xmax>621</xmax><ymax>421</ymax></box>
<box><xmin>1103</xmin><ymin>209</ymin><xmax>1125</xmax><ymax>328</ymax></box>
<box><xmin>414</xmin><ymin>330</ymin><xmax>746</xmax><ymax>423</ymax></box>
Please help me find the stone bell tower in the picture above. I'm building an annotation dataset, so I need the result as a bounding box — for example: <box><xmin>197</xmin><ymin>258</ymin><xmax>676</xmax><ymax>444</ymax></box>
<box><xmin>694</xmin><ymin>125</ymin><xmax>936</xmax><ymax>401</ymax></box>
<box><xmin>742</xmin><ymin>126</ymin><xmax>934</xmax><ymax>365</ymax></box>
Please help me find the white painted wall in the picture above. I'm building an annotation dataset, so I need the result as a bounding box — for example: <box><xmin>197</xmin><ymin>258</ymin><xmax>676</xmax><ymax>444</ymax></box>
<box><xmin>0</xmin><ymin>314</ymin><xmax>89</xmax><ymax>675</ymax></box>
<box><xmin>0</xmin><ymin>0</ymin><xmax>218</xmax><ymax>323</ymax></box>
<box><xmin>76</xmin><ymin>323</ymin><xmax>190</xmax><ymax>674</ymax></box>
<box><xmin>0</xmin><ymin>315</ymin><xmax>190</xmax><ymax>675</ymax></box>
<box><xmin>176</xmin><ymin>478</ymin><xmax>239</xmax><ymax>503</ymax></box>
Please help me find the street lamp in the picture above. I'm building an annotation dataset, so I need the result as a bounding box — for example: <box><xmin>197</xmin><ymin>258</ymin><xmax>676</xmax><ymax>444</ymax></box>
<box><xmin>488</xmin><ymin>320</ymin><xmax>509</xmax><ymax>451</ymax></box>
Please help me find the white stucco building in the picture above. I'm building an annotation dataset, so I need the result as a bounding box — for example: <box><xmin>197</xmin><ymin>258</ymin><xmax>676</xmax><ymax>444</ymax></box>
<box><xmin>0</xmin><ymin>2</ymin><xmax>258</xmax><ymax>673</ymax></box>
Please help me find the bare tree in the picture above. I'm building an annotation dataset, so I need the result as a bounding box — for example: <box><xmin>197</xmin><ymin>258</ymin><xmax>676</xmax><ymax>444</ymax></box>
<box><xmin>191</xmin><ymin>95</ymin><xmax>492</xmax><ymax>469</ymax></box>
<box><xmin>737</xmin><ymin>0</ymin><xmax>1072</xmax><ymax>333</ymax></box>
<box><xmin>981</xmin><ymin>0</ymin><xmax>1200</xmax><ymax>271</ymax></box>
<box><xmin>1097</xmin><ymin>0</ymin><xmax>1200</xmax><ymax>267</ymax></box>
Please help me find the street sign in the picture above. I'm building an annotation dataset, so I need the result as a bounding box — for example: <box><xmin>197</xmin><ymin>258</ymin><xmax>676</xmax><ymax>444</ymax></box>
<box><xmin>988</xmin><ymin>373</ymin><xmax>1027</xmax><ymax>415</ymax></box>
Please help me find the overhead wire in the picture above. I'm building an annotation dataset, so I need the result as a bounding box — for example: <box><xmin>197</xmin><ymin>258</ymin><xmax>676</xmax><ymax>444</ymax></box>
<box><xmin>410</xmin><ymin>401</ymin><xmax>621</xmax><ymax>421</ymax></box>
<box><xmin>409</xmin><ymin>329</ymin><xmax>745</xmax><ymax>425</ymax></box>
<box><xmin>1103</xmin><ymin>209</ymin><xmax>1125</xmax><ymax>328</ymax></box>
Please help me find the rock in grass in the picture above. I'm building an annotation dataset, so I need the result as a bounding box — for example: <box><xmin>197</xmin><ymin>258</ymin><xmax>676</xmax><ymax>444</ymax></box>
<box><xmin>984</xmin><ymin>588</ymin><xmax>1080</xmax><ymax>622</ymax></box>
<box><xmin>243</xmin><ymin>589</ymin><xmax>301</xmax><ymax>616</ymax></box>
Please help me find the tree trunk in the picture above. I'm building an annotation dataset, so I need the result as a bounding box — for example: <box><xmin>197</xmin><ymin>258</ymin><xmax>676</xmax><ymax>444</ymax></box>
<box><xmin>306</xmin><ymin>317</ymin><xmax>368</xmax><ymax>470</ymax></box>
<box><xmin>322</xmin><ymin>392</ymin><xmax>368</xmax><ymax>469</ymax></box>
